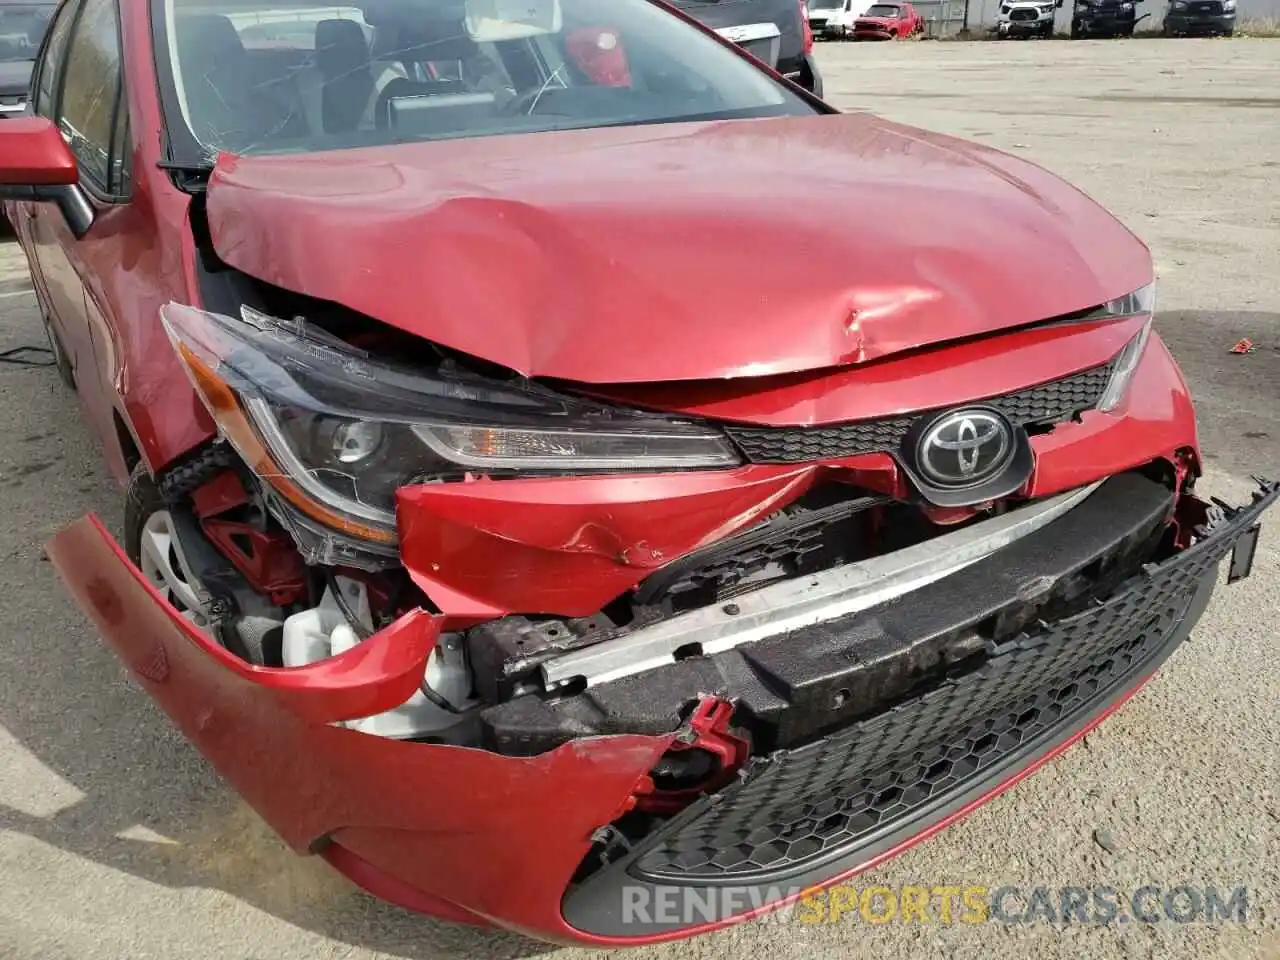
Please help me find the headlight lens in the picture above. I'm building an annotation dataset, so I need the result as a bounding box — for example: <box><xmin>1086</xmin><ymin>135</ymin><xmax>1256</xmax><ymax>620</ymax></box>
<box><xmin>1096</xmin><ymin>281</ymin><xmax>1156</xmax><ymax>413</ymax></box>
<box><xmin>161</xmin><ymin>304</ymin><xmax>739</xmax><ymax>544</ymax></box>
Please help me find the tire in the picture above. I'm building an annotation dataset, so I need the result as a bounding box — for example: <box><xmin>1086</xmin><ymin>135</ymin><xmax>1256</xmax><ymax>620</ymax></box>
<box><xmin>1222</xmin><ymin>27</ymin><xmax>1233</xmax><ymax>35</ymax></box>
<box><xmin>126</xmin><ymin>464</ymin><xmax>213</xmax><ymax>632</ymax></box>
<box><xmin>1070</xmin><ymin>19</ymin><xmax>1082</xmax><ymax>36</ymax></box>
<box><xmin>40</xmin><ymin>308</ymin><xmax>76</xmax><ymax>390</ymax></box>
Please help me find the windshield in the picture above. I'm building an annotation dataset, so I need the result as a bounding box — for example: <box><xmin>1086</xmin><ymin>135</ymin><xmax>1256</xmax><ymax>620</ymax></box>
<box><xmin>864</xmin><ymin>4</ymin><xmax>900</xmax><ymax>14</ymax></box>
<box><xmin>158</xmin><ymin>0</ymin><xmax>817</xmax><ymax>159</ymax></box>
<box><xmin>0</xmin><ymin>2</ymin><xmax>55</xmax><ymax>62</ymax></box>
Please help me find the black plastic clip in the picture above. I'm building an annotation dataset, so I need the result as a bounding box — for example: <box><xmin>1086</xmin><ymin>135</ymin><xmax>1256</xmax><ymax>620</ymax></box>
<box><xmin>1227</xmin><ymin>524</ymin><xmax>1262</xmax><ymax>584</ymax></box>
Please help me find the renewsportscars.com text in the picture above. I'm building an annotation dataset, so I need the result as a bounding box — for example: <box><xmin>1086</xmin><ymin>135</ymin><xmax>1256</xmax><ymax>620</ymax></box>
<box><xmin>618</xmin><ymin>884</ymin><xmax>1251</xmax><ymax>927</ymax></box>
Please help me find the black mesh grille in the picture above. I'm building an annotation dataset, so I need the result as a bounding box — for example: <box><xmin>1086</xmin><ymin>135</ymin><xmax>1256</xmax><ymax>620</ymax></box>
<box><xmin>628</xmin><ymin>521</ymin><xmax>1232</xmax><ymax>884</ymax></box>
<box><xmin>724</xmin><ymin>362</ymin><xmax>1114</xmax><ymax>464</ymax></box>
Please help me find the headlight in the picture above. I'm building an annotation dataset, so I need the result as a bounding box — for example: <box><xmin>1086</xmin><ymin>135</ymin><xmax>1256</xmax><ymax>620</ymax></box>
<box><xmin>161</xmin><ymin>304</ymin><xmax>739</xmax><ymax>545</ymax></box>
<box><xmin>1096</xmin><ymin>281</ymin><xmax>1156</xmax><ymax>413</ymax></box>
<box><xmin>1171</xmin><ymin>0</ymin><xmax>1187</xmax><ymax>7</ymax></box>
<box><xmin>1222</xmin><ymin>0</ymin><xmax>1235</xmax><ymax>9</ymax></box>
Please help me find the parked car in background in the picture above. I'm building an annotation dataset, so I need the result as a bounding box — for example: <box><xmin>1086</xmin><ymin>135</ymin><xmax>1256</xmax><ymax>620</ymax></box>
<box><xmin>807</xmin><ymin>0</ymin><xmax>875</xmax><ymax>37</ymax></box>
<box><xmin>1068</xmin><ymin>0</ymin><xmax>1146</xmax><ymax>36</ymax></box>
<box><xmin>669</xmin><ymin>0</ymin><xmax>822</xmax><ymax>94</ymax></box>
<box><xmin>996</xmin><ymin>0</ymin><xmax>1059</xmax><ymax>37</ymax></box>
<box><xmin>851</xmin><ymin>1</ymin><xmax>924</xmax><ymax>37</ymax></box>
<box><xmin>0</xmin><ymin>0</ymin><xmax>54</xmax><ymax>119</ymax></box>
<box><xmin>1163</xmin><ymin>0</ymin><xmax>1235</xmax><ymax>35</ymax></box>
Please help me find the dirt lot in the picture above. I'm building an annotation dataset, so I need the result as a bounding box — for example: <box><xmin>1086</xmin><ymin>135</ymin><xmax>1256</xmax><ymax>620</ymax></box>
<box><xmin>0</xmin><ymin>36</ymin><xmax>1277</xmax><ymax>960</ymax></box>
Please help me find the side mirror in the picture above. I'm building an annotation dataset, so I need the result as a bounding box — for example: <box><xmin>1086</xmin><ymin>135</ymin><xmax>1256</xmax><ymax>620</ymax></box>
<box><xmin>1055</xmin><ymin>0</ymin><xmax>1063</xmax><ymax>7</ymax></box>
<box><xmin>0</xmin><ymin>116</ymin><xmax>93</xmax><ymax>238</ymax></box>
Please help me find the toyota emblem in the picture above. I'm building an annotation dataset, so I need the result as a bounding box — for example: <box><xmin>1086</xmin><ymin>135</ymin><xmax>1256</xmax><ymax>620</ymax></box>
<box><xmin>915</xmin><ymin>408</ymin><xmax>1015</xmax><ymax>488</ymax></box>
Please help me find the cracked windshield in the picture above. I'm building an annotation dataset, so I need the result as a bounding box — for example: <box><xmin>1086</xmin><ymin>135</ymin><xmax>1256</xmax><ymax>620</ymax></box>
<box><xmin>0</xmin><ymin>2</ymin><xmax>55</xmax><ymax>61</ymax></box>
<box><xmin>161</xmin><ymin>0</ymin><xmax>814</xmax><ymax>158</ymax></box>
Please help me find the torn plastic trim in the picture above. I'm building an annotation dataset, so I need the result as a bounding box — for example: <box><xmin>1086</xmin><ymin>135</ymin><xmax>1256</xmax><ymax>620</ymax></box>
<box><xmin>48</xmin><ymin>515</ymin><xmax>443</xmax><ymax>724</ymax></box>
<box><xmin>541</xmin><ymin>480</ymin><xmax>1102</xmax><ymax>689</ymax></box>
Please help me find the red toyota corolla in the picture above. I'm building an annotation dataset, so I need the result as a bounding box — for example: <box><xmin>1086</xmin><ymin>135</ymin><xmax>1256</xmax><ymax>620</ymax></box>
<box><xmin>0</xmin><ymin>0</ymin><xmax>1273</xmax><ymax>945</ymax></box>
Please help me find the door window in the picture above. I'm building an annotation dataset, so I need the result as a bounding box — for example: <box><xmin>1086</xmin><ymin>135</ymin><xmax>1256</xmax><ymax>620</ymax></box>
<box><xmin>54</xmin><ymin>0</ymin><xmax>123</xmax><ymax>193</ymax></box>
<box><xmin>32</xmin><ymin>0</ymin><xmax>79</xmax><ymax>116</ymax></box>
<box><xmin>107</xmin><ymin>84</ymin><xmax>131</xmax><ymax>196</ymax></box>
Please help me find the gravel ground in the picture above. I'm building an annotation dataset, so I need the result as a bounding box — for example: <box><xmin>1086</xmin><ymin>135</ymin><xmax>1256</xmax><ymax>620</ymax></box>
<box><xmin>1</xmin><ymin>36</ymin><xmax>1278</xmax><ymax>960</ymax></box>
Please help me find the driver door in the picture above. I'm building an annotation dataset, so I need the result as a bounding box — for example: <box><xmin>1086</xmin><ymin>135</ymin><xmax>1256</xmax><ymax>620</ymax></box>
<box><xmin>25</xmin><ymin>0</ymin><xmax>134</xmax><ymax>477</ymax></box>
<box><xmin>19</xmin><ymin>0</ymin><xmax>81</xmax><ymax>369</ymax></box>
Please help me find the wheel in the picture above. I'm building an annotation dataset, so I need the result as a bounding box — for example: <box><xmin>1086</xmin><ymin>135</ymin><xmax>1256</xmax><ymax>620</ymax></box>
<box><xmin>1222</xmin><ymin>27</ymin><xmax>1233</xmax><ymax>35</ymax></box>
<box><xmin>1070</xmin><ymin>19</ymin><xmax>1082</xmax><ymax>36</ymax></box>
<box><xmin>40</xmin><ymin>309</ymin><xmax>76</xmax><ymax>390</ymax></box>
<box><xmin>126</xmin><ymin>465</ymin><xmax>213</xmax><ymax>633</ymax></box>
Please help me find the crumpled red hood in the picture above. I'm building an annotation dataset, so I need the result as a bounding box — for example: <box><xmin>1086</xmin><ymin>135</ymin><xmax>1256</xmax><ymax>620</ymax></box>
<box><xmin>204</xmin><ymin>113</ymin><xmax>1151</xmax><ymax>384</ymax></box>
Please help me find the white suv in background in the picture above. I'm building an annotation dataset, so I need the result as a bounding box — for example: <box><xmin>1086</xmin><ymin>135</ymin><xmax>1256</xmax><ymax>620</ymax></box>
<box><xmin>996</xmin><ymin>0</ymin><xmax>1059</xmax><ymax>36</ymax></box>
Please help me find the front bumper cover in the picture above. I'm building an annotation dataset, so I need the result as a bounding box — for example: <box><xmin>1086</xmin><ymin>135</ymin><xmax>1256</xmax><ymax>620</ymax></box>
<box><xmin>563</xmin><ymin>478</ymin><xmax>1276</xmax><ymax>936</ymax></box>
<box><xmin>45</xmin><ymin>476</ymin><xmax>1276</xmax><ymax>943</ymax></box>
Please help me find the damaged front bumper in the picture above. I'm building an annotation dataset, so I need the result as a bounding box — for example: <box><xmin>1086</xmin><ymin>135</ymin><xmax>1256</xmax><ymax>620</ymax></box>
<box><xmin>46</xmin><ymin>477</ymin><xmax>1276</xmax><ymax>944</ymax></box>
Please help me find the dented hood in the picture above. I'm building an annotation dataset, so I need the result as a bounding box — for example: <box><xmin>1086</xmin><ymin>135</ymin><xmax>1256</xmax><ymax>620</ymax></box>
<box><xmin>204</xmin><ymin>113</ymin><xmax>1151</xmax><ymax>384</ymax></box>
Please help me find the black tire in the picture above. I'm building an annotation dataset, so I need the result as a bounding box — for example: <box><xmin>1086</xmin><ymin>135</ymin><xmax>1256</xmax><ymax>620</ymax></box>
<box><xmin>1070</xmin><ymin>19</ymin><xmax>1083</xmax><ymax>36</ymax></box>
<box><xmin>1222</xmin><ymin>27</ymin><xmax>1233</xmax><ymax>35</ymax></box>
<box><xmin>124</xmin><ymin>462</ymin><xmax>164</xmax><ymax>568</ymax></box>
<box><xmin>41</xmin><ymin>308</ymin><xmax>76</xmax><ymax>390</ymax></box>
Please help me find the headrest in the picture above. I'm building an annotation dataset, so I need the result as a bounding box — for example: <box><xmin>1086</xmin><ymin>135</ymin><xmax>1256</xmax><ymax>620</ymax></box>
<box><xmin>315</xmin><ymin>18</ymin><xmax>370</xmax><ymax>74</ymax></box>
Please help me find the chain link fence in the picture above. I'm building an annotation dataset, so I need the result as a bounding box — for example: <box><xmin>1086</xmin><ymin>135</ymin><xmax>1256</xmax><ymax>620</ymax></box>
<box><xmin>910</xmin><ymin>0</ymin><xmax>970</xmax><ymax>36</ymax></box>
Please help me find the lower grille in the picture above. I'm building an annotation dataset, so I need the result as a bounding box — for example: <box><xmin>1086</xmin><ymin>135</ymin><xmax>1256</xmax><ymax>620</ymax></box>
<box><xmin>625</xmin><ymin>492</ymin><xmax>1254</xmax><ymax>884</ymax></box>
<box><xmin>724</xmin><ymin>361</ymin><xmax>1113</xmax><ymax>464</ymax></box>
